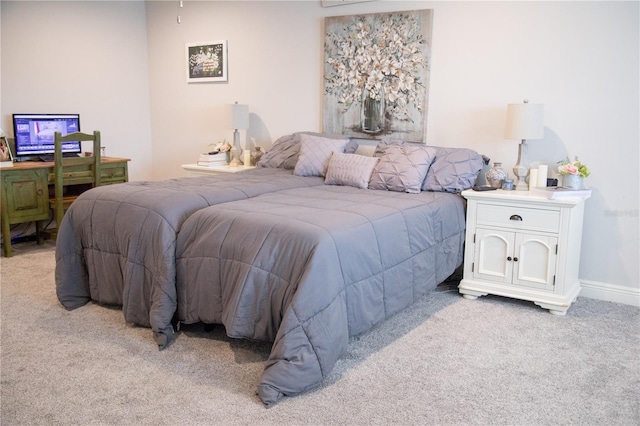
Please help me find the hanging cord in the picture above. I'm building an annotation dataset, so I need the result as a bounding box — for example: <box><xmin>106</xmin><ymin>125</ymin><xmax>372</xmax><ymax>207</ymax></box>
<box><xmin>177</xmin><ymin>1</ymin><xmax>183</xmax><ymax>24</ymax></box>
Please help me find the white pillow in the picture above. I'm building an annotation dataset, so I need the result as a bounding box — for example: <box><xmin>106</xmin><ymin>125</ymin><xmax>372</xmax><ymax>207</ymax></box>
<box><xmin>324</xmin><ymin>152</ymin><xmax>380</xmax><ymax>189</ymax></box>
<box><xmin>293</xmin><ymin>134</ymin><xmax>349</xmax><ymax>177</ymax></box>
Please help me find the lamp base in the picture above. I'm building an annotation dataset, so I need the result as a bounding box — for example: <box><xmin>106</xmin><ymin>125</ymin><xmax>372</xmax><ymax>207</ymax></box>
<box><xmin>513</xmin><ymin>140</ymin><xmax>529</xmax><ymax>191</ymax></box>
<box><xmin>513</xmin><ymin>173</ymin><xmax>529</xmax><ymax>191</ymax></box>
<box><xmin>229</xmin><ymin>129</ymin><xmax>244</xmax><ymax>167</ymax></box>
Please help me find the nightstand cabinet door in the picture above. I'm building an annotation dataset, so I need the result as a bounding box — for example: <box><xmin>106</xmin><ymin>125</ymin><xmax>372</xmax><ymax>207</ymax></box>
<box><xmin>474</xmin><ymin>228</ymin><xmax>513</xmax><ymax>284</ymax></box>
<box><xmin>512</xmin><ymin>232</ymin><xmax>557</xmax><ymax>291</ymax></box>
<box><xmin>474</xmin><ymin>229</ymin><xmax>557</xmax><ymax>291</ymax></box>
<box><xmin>1</xmin><ymin>168</ymin><xmax>50</xmax><ymax>223</ymax></box>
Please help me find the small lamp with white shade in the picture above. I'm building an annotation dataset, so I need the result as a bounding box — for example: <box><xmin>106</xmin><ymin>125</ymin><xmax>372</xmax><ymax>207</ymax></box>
<box><xmin>505</xmin><ymin>100</ymin><xmax>544</xmax><ymax>190</ymax></box>
<box><xmin>229</xmin><ymin>101</ymin><xmax>249</xmax><ymax>167</ymax></box>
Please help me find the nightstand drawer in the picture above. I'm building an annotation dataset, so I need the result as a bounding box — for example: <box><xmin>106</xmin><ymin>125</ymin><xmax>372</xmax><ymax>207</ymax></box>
<box><xmin>476</xmin><ymin>203</ymin><xmax>560</xmax><ymax>233</ymax></box>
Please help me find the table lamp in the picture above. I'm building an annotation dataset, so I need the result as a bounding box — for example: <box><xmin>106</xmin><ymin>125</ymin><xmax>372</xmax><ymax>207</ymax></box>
<box><xmin>229</xmin><ymin>101</ymin><xmax>249</xmax><ymax>167</ymax></box>
<box><xmin>505</xmin><ymin>100</ymin><xmax>544</xmax><ymax>190</ymax></box>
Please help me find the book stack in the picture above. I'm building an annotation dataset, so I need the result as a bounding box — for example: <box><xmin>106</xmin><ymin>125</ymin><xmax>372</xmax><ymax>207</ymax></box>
<box><xmin>197</xmin><ymin>153</ymin><xmax>228</xmax><ymax>167</ymax></box>
<box><xmin>531</xmin><ymin>186</ymin><xmax>592</xmax><ymax>200</ymax></box>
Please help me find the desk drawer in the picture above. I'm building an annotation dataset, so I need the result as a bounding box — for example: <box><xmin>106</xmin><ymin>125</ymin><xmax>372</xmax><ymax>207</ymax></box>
<box><xmin>476</xmin><ymin>202</ymin><xmax>560</xmax><ymax>233</ymax></box>
<box><xmin>100</xmin><ymin>163</ymin><xmax>128</xmax><ymax>184</ymax></box>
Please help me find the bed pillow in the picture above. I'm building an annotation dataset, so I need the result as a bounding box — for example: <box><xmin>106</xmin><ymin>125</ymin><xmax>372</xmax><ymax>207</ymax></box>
<box><xmin>256</xmin><ymin>133</ymin><xmax>300</xmax><ymax>169</ymax></box>
<box><xmin>257</xmin><ymin>132</ymin><xmax>356</xmax><ymax>169</ymax></box>
<box><xmin>293</xmin><ymin>134</ymin><xmax>349</xmax><ymax>177</ymax></box>
<box><xmin>369</xmin><ymin>144</ymin><xmax>437</xmax><ymax>193</ymax></box>
<box><xmin>373</xmin><ymin>138</ymin><xmax>423</xmax><ymax>157</ymax></box>
<box><xmin>422</xmin><ymin>147</ymin><xmax>484</xmax><ymax>193</ymax></box>
<box><xmin>324</xmin><ymin>152</ymin><xmax>380</xmax><ymax>189</ymax></box>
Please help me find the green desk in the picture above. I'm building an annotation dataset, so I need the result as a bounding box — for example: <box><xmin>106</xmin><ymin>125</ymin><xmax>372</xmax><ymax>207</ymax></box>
<box><xmin>1</xmin><ymin>157</ymin><xmax>129</xmax><ymax>257</ymax></box>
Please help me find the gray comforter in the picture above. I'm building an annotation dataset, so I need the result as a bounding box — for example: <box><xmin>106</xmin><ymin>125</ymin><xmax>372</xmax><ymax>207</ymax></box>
<box><xmin>55</xmin><ymin>168</ymin><xmax>324</xmax><ymax>348</ymax></box>
<box><xmin>174</xmin><ymin>185</ymin><xmax>467</xmax><ymax>406</ymax></box>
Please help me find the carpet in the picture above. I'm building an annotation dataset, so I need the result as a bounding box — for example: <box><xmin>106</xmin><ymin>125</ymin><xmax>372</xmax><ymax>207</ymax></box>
<box><xmin>1</xmin><ymin>241</ymin><xmax>638</xmax><ymax>425</ymax></box>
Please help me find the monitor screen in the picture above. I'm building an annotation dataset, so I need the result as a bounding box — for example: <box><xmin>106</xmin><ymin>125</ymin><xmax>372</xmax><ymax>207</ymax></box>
<box><xmin>12</xmin><ymin>114</ymin><xmax>81</xmax><ymax>157</ymax></box>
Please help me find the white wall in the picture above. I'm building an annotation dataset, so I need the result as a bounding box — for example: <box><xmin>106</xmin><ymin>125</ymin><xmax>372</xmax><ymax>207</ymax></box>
<box><xmin>2</xmin><ymin>1</ymin><xmax>638</xmax><ymax>304</ymax></box>
<box><xmin>0</xmin><ymin>1</ymin><xmax>153</xmax><ymax>181</ymax></box>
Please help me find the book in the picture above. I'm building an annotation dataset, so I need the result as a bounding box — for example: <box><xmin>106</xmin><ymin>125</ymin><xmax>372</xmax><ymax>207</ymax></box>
<box><xmin>532</xmin><ymin>186</ymin><xmax>592</xmax><ymax>200</ymax></box>
<box><xmin>197</xmin><ymin>161</ymin><xmax>228</xmax><ymax>167</ymax></box>
<box><xmin>197</xmin><ymin>152</ymin><xmax>228</xmax><ymax>167</ymax></box>
<box><xmin>198</xmin><ymin>153</ymin><xmax>227</xmax><ymax>161</ymax></box>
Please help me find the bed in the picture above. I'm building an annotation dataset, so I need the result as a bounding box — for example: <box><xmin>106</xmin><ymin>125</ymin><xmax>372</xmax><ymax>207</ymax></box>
<box><xmin>55</xmin><ymin>167</ymin><xmax>325</xmax><ymax>348</ymax></box>
<box><xmin>55</xmin><ymin>132</ymin><xmax>485</xmax><ymax>405</ymax></box>
<box><xmin>176</xmin><ymin>185</ymin><xmax>468</xmax><ymax>406</ymax></box>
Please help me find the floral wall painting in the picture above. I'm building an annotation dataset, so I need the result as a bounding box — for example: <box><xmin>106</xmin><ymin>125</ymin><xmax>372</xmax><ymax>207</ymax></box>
<box><xmin>186</xmin><ymin>40</ymin><xmax>227</xmax><ymax>83</ymax></box>
<box><xmin>323</xmin><ymin>10</ymin><xmax>433</xmax><ymax>141</ymax></box>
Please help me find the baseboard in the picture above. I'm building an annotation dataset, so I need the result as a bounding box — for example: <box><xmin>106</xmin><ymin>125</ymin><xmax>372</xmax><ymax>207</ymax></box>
<box><xmin>580</xmin><ymin>280</ymin><xmax>640</xmax><ymax>307</ymax></box>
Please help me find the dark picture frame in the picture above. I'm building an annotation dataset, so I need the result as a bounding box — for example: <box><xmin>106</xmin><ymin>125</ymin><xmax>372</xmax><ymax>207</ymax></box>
<box><xmin>186</xmin><ymin>40</ymin><xmax>228</xmax><ymax>83</ymax></box>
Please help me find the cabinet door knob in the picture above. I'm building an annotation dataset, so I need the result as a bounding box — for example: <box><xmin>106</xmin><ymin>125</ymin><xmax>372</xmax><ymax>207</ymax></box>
<box><xmin>509</xmin><ymin>214</ymin><xmax>523</xmax><ymax>221</ymax></box>
<box><xmin>513</xmin><ymin>257</ymin><xmax>518</xmax><ymax>262</ymax></box>
<box><xmin>507</xmin><ymin>256</ymin><xmax>512</xmax><ymax>261</ymax></box>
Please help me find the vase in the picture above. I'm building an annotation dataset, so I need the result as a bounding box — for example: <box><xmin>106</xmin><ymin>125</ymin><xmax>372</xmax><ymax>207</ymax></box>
<box><xmin>360</xmin><ymin>86</ymin><xmax>385</xmax><ymax>134</ymax></box>
<box><xmin>250</xmin><ymin>147</ymin><xmax>263</xmax><ymax>166</ymax></box>
<box><xmin>562</xmin><ymin>174</ymin><xmax>584</xmax><ymax>190</ymax></box>
<box><xmin>485</xmin><ymin>162</ymin><xmax>508</xmax><ymax>188</ymax></box>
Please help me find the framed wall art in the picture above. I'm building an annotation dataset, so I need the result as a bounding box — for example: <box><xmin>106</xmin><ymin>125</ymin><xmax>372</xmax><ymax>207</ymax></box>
<box><xmin>322</xmin><ymin>0</ymin><xmax>375</xmax><ymax>7</ymax></box>
<box><xmin>323</xmin><ymin>10</ymin><xmax>433</xmax><ymax>141</ymax></box>
<box><xmin>0</xmin><ymin>136</ymin><xmax>14</xmax><ymax>166</ymax></box>
<box><xmin>186</xmin><ymin>40</ymin><xmax>228</xmax><ymax>83</ymax></box>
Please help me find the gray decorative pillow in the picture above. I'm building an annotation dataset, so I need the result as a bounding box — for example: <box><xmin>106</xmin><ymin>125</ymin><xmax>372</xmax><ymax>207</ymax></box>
<box><xmin>422</xmin><ymin>147</ymin><xmax>484</xmax><ymax>193</ymax></box>
<box><xmin>293</xmin><ymin>134</ymin><xmax>349</xmax><ymax>177</ymax></box>
<box><xmin>325</xmin><ymin>152</ymin><xmax>379</xmax><ymax>189</ymax></box>
<box><xmin>369</xmin><ymin>145</ymin><xmax>437</xmax><ymax>193</ymax></box>
<box><xmin>257</xmin><ymin>132</ymin><xmax>355</xmax><ymax>169</ymax></box>
<box><xmin>373</xmin><ymin>138</ymin><xmax>424</xmax><ymax>157</ymax></box>
<box><xmin>256</xmin><ymin>133</ymin><xmax>300</xmax><ymax>169</ymax></box>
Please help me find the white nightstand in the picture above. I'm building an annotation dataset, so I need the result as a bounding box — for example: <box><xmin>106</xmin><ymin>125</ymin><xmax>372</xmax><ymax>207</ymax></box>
<box><xmin>181</xmin><ymin>164</ymin><xmax>255</xmax><ymax>177</ymax></box>
<box><xmin>458</xmin><ymin>189</ymin><xmax>588</xmax><ymax>315</ymax></box>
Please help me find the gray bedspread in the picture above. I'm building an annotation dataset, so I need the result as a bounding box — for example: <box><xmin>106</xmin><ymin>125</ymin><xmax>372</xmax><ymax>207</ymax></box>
<box><xmin>55</xmin><ymin>168</ymin><xmax>324</xmax><ymax>348</ymax></box>
<box><xmin>174</xmin><ymin>185</ymin><xmax>467</xmax><ymax>406</ymax></box>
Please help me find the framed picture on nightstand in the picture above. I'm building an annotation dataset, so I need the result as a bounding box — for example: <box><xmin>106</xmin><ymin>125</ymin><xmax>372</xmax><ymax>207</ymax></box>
<box><xmin>0</xmin><ymin>136</ymin><xmax>14</xmax><ymax>167</ymax></box>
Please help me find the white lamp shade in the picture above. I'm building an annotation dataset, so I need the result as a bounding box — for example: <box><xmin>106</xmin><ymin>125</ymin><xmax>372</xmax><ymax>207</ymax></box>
<box><xmin>505</xmin><ymin>102</ymin><xmax>544</xmax><ymax>140</ymax></box>
<box><xmin>231</xmin><ymin>103</ymin><xmax>249</xmax><ymax>130</ymax></box>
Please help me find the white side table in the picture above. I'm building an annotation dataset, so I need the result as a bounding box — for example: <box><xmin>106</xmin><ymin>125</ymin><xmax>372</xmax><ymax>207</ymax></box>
<box><xmin>458</xmin><ymin>189</ymin><xmax>588</xmax><ymax>315</ymax></box>
<box><xmin>181</xmin><ymin>164</ymin><xmax>255</xmax><ymax>177</ymax></box>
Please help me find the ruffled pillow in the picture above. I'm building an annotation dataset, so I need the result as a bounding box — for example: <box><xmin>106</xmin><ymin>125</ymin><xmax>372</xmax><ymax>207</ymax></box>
<box><xmin>373</xmin><ymin>139</ymin><xmax>484</xmax><ymax>193</ymax></box>
<box><xmin>369</xmin><ymin>145</ymin><xmax>437</xmax><ymax>193</ymax></box>
<box><xmin>422</xmin><ymin>147</ymin><xmax>484</xmax><ymax>193</ymax></box>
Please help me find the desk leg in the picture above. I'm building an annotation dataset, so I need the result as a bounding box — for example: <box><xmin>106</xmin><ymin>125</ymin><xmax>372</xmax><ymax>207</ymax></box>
<box><xmin>1</xmin><ymin>209</ymin><xmax>12</xmax><ymax>257</ymax></box>
<box><xmin>36</xmin><ymin>221</ymin><xmax>44</xmax><ymax>245</ymax></box>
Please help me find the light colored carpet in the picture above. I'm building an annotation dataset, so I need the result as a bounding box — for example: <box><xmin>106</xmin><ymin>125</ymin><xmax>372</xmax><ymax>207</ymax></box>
<box><xmin>1</xmin><ymin>241</ymin><xmax>638</xmax><ymax>425</ymax></box>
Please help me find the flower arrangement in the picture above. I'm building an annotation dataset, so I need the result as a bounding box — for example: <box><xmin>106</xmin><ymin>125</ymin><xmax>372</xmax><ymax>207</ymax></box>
<box><xmin>207</xmin><ymin>140</ymin><xmax>231</xmax><ymax>154</ymax></box>
<box><xmin>557</xmin><ymin>156</ymin><xmax>590</xmax><ymax>178</ymax></box>
<box><xmin>324</xmin><ymin>12</ymin><xmax>428</xmax><ymax>122</ymax></box>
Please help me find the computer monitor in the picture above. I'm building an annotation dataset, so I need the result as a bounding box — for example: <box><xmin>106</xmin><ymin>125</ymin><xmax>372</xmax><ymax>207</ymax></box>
<box><xmin>12</xmin><ymin>114</ymin><xmax>81</xmax><ymax>159</ymax></box>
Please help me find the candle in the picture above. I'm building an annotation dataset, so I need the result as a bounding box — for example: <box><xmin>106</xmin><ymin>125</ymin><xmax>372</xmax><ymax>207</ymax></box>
<box><xmin>243</xmin><ymin>149</ymin><xmax>251</xmax><ymax>166</ymax></box>
<box><xmin>537</xmin><ymin>165</ymin><xmax>548</xmax><ymax>187</ymax></box>
<box><xmin>529</xmin><ymin>168</ymin><xmax>538</xmax><ymax>189</ymax></box>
